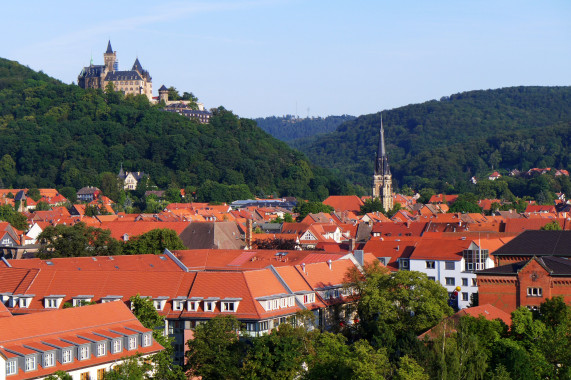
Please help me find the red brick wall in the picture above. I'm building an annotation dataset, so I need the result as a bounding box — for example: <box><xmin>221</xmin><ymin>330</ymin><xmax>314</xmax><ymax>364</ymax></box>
<box><xmin>478</xmin><ymin>260</ymin><xmax>571</xmax><ymax>314</ymax></box>
<box><xmin>477</xmin><ymin>275</ymin><xmax>518</xmax><ymax>314</ymax></box>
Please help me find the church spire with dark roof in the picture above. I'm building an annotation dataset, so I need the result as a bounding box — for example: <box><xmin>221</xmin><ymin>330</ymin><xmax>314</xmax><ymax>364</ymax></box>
<box><xmin>375</xmin><ymin>114</ymin><xmax>390</xmax><ymax>176</ymax></box>
<box><xmin>106</xmin><ymin>40</ymin><xmax>113</xmax><ymax>54</ymax></box>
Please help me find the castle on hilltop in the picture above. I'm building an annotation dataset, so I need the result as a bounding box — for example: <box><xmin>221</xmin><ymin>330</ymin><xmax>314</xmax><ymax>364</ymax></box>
<box><xmin>77</xmin><ymin>41</ymin><xmax>153</xmax><ymax>100</ymax></box>
<box><xmin>372</xmin><ymin>116</ymin><xmax>393</xmax><ymax>211</ymax></box>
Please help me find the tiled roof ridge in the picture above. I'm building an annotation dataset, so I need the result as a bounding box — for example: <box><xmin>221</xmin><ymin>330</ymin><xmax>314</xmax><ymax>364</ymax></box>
<box><xmin>14</xmin><ymin>268</ymin><xmax>40</xmax><ymax>294</ymax></box>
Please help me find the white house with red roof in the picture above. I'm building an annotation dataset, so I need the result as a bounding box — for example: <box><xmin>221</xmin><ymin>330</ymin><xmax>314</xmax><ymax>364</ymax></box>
<box><xmin>0</xmin><ymin>302</ymin><xmax>162</xmax><ymax>379</ymax></box>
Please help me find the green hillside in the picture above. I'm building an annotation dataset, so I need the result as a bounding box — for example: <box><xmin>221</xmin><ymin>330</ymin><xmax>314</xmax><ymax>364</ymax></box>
<box><xmin>295</xmin><ymin>87</ymin><xmax>571</xmax><ymax>192</ymax></box>
<box><xmin>0</xmin><ymin>58</ymin><xmax>351</xmax><ymax>201</ymax></box>
<box><xmin>255</xmin><ymin>114</ymin><xmax>356</xmax><ymax>142</ymax></box>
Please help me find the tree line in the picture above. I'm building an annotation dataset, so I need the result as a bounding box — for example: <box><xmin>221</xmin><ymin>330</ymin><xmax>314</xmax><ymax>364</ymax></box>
<box><xmin>0</xmin><ymin>57</ymin><xmax>353</xmax><ymax>202</ymax></box>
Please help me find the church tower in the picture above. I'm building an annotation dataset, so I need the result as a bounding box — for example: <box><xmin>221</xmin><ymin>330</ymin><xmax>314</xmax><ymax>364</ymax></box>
<box><xmin>103</xmin><ymin>40</ymin><xmax>117</xmax><ymax>72</ymax></box>
<box><xmin>372</xmin><ymin>115</ymin><xmax>393</xmax><ymax>211</ymax></box>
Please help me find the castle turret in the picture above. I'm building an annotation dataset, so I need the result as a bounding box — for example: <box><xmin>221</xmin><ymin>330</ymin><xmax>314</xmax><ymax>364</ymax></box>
<box><xmin>103</xmin><ymin>40</ymin><xmax>117</xmax><ymax>71</ymax></box>
<box><xmin>372</xmin><ymin>115</ymin><xmax>393</xmax><ymax>211</ymax></box>
<box><xmin>158</xmin><ymin>85</ymin><xmax>169</xmax><ymax>103</ymax></box>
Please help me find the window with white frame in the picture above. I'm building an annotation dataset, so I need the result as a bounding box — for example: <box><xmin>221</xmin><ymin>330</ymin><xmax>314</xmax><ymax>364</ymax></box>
<box><xmin>113</xmin><ymin>339</ymin><xmax>122</xmax><ymax>353</ymax></box>
<box><xmin>128</xmin><ymin>336</ymin><xmax>137</xmax><ymax>350</ymax></box>
<box><xmin>96</xmin><ymin>342</ymin><xmax>106</xmax><ymax>356</ymax></box>
<box><xmin>259</xmin><ymin>321</ymin><xmax>269</xmax><ymax>331</ymax></box>
<box><xmin>20</xmin><ymin>298</ymin><xmax>30</xmax><ymax>308</ymax></box>
<box><xmin>527</xmin><ymin>287</ymin><xmax>542</xmax><ymax>297</ymax></box>
<box><xmin>25</xmin><ymin>356</ymin><xmax>36</xmax><ymax>371</ymax></box>
<box><xmin>303</xmin><ymin>293</ymin><xmax>315</xmax><ymax>304</ymax></box>
<box><xmin>400</xmin><ymin>259</ymin><xmax>409</xmax><ymax>269</ymax></box>
<box><xmin>6</xmin><ymin>359</ymin><xmax>17</xmax><ymax>375</ymax></box>
<box><xmin>445</xmin><ymin>277</ymin><xmax>455</xmax><ymax>286</ymax></box>
<box><xmin>43</xmin><ymin>352</ymin><xmax>55</xmax><ymax>367</ymax></box>
<box><xmin>245</xmin><ymin>322</ymin><xmax>256</xmax><ymax>332</ymax></box>
<box><xmin>62</xmin><ymin>349</ymin><xmax>72</xmax><ymax>363</ymax></box>
<box><xmin>188</xmin><ymin>301</ymin><xmax>199</xmax><ymax>311</ymax></box>
<box><xmin>204</xmin><ymin>301</ymin><xmax>216</xmax><ymax>312</ymax></box>
<box><xmin>2</xmin><ymin>238</ymin><xmax>11</xmax><ymax>245</ymax></box>
<box><xmin>426</xmin><ymin>261</ymin><xmax>435</xmax><ymax>269</ymax></box>
<box><xmin>79</xmin><ymin>345</ymin><xmax>90</xmax><ymax>360</ymax></box>
<box><xmin>222</xmin><ymin>302</ymin><xmax>235</xmax><ymax>312</ymax></box>
<box><xmin>45</xmin><ymin>298</ymin><xmax>57</xmax><ymax>308</ymax></box>
<box><xmin>462</xmin><ymin>292</ymin><xmax>469</xmax><ymax>301</ymax></box>
<box><xmin>445</xmin><ymin>261</ymin><xmax>455</xmax><ymax>270</ymax></box>
<box><xmin>428</xmin><ymin>276</ymin><xmax>436</xmax><ymax>281</ymax></box>
<box><xmin>143</xmin><ymin>333</ymin><xmax>152</xmax><ymax>347</ymax></box>
<box><xmin>173</xmin><ymin>300</ymin><xmax>184</xmax><ymax>311</ymax></box>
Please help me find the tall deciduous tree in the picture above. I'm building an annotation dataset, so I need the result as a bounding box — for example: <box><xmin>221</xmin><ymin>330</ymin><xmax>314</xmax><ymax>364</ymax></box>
<box><xmin>123</xmin><ymin>228</ymin><xmax>186</xmax><ymax>255</ymax></box>
<box><xmin>185</xmin><ymin>316</ymin><xmax>244</xmax><ymax>380</ymax></box>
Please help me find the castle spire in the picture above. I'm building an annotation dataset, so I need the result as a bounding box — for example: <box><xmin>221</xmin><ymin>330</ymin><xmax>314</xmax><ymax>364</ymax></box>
<box><xmin>106</xmin><ymin>40</ymin><xmax>113</xmax><ymax>54</ymax></box>
<box><xmin>378</xmin><ymin>114</ymin><xmax>386</xmax><ymax>158</ymax></box>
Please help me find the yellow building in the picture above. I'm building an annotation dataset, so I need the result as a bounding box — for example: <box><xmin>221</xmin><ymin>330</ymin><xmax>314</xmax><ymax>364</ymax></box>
<box><xmin>77</xmin><ymin>41</ymin><xmax>153</xmax><ymax>100</ymax></box>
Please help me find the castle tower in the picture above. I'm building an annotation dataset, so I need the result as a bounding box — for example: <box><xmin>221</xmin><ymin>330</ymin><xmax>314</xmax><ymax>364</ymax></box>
<box><xmin>158</xmin><ymin>85</ymin><xmax>169</xmax><ymax>103</ymax></box>
<box><xmin>103</xmin><ymin>40</ymin><xmax>117</xmax><ymax>72</ymax></box>
<box><xmin>372</xmin><ymin>115</ymin><xmax>393</xmax><ymax>211</ymax></box>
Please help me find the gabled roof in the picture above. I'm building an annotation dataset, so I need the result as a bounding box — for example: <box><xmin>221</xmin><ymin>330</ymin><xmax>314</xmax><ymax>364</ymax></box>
<box><xmin>0</xmin><ymin>301</ymin><xmax>12</xmax><ymax>318</ymax></box>
<box><xmin>99</xmin><ymin>221</ymin><xmax>189</xmax><ymax>240</ymax></box>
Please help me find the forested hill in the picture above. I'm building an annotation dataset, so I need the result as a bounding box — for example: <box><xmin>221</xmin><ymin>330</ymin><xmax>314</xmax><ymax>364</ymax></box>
<box><xmin>294</xmin><ymin>87</ymin><xmax>571</xmax><ymax>192</ymax></box>
<box><xmin>0</xmin><ymin>58</ymin><xmax>351</xmax><ymax>201</ymax></box>
<box><xmin>255</xmin><ymin>115</ymin><xmax>355</xmax><ymax>142</ymax></box>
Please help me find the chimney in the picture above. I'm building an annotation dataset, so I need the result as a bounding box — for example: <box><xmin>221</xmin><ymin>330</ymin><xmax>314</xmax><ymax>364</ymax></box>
<box><xmin>327</xmin><ymin>259</ymin><xmax>332</xmax><ymax>270</ymax></box>
<box><xmin>301</xmin><ymin>263</ymin><xmax>306</xmax><ymax>273</ymax></box>
<box><xmin>354</xmin><ymin>250</ymin><xmax>364</xmax><ymax>267</ymax></box>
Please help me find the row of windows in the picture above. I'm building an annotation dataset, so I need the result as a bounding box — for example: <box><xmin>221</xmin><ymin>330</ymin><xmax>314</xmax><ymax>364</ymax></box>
<box><xmin>427</xmin><ymin>277</ymin><xmax>477</xmax><ymax>287</ymax></box>
<box><xmin>6</xmin><ymin>334</ymin><xmax>151</xmax><ymax>375</ymax></box>
<box><xmin>527</xmin><ymin>287</ymin><xmax>542</xmax><ymax>297</ymax></box>
<box><xmin>425</xmin><ymin>261</ymin><xmax>456</xmax><ymax>270</ymax></box>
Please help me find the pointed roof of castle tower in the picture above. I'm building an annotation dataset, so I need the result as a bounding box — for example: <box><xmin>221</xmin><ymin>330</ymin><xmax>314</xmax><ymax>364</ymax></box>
<box><xmin>106</xmin><ymin>40</ymin><xmax>113</xmax><ymax>54</ymax></box>
<box><xmin>159</xmin><ymin>84</ymin><xmax>168</xmax><ymax>92</ymax></box>
<box><xmin>375</xmin><ymin>114</ymin><xmax>391</xmax><ymax>176</ymax></box>
<box><xmin>132</xmin><ymin>58</ymin><xmax>143</xmax><ymax>72</ymax></box>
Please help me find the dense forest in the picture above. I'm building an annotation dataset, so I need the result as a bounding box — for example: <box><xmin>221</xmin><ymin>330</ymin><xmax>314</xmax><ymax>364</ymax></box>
<box><xmin>255</xmin><ymin>114</ymin><xmax>355</xmax><ymax>142</ymax></box>
<box><xmin>294</xmin><ymin>87</ymin><xmax>571</xmax><ymax>194</ymax></box>
<box><xmin>0</xmin><ymin>58</ymin><xmax>353</xmax><ymax>202</ymax></box>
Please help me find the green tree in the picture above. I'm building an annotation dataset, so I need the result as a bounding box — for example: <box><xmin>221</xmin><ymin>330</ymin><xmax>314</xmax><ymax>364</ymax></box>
<box><xmin>130</xmin><ymin>295</ymin><xmax>186</xmax><ymax>380</ymax></box>
<box><xmin>360</xmin><ymin>198</ymin><xmax>385</xmax><ymax>215</ymax></box>
<box><xmin>34</xmin><ymin>200</ymin><xmax>51</xmax><ymax>211</ymax></box>
<box><xmin>541</xmin><ymin>221</ymin><xmax>562</xmax><ymax>231</ymax></box>
<box><xmin>353</xmin><ymin>265</ymin><xmax>453</xmax><ymax>350</ymax></box>
<box><xmin>58</xmin><ymin>187</ymin><xmax>77</xmax><ymax>203</ymax></box>
<box><xmin>123</xmin><ymin>228</ymin><xmax>186</xmax><ymax>255</ymax></box>
<box><xmin>293</xmin><ymin>200</ymin><xmax>334</xmax><ymax>221</ymax></box>
<box><xmin>104</xmin><ymin>354</ymin><xmax>152</xmax><ymax>380</ymax></box>
<box><xmin>45</xmin><ymin>371</ymin><xmax>73</xmax><ymax>380</ymax></box>
<box><xmin>185</xmin><ymin>316</ymin><xmax>244</xmax><ymax>380</ymax></box>
<box><xmin>395</xmin><ymin>355</ymin><xmax>429</xmax><ymax>380</ymax></box>
<box><xmin>100</xmin><ymin>171</ymin><xmax>122</xmax><ymax>202</ymax></box>
<box><xmin>242</xmin><ymin>324</ymin><xmax>310</xmax><ymax>379</ymax></box>
<box><xmin>27</xmin><ymin>188</ymin><xmax>41</xmax><ymax>201</ymax></box>
<box><xmin>36</xmin><ymin>222</ymin><xmax>123</xmax><ymax>258</ymax></box>
<box><xmin>0</xmin><ymin>205</ymin><xmax>28</xmax><ymax>230</ymax></box>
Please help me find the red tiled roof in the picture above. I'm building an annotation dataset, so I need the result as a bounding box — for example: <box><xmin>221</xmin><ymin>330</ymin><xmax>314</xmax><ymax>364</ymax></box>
<box><xmin>323</xmin><ymin>195</ymin><xmax>364</xmax><ymax>213</ymax></box>
<box><xmin>409</xmin><ymin>238</ymin><xmax>472</xmax><ymax>261</ymax></box>
<box><xmin>99</xmin><ymin>221</ymin><xmax>190</xmax><ymax>240</ymax></box>
<box><xmin>457</xmin><ymin>304</ymin><xmax>512</xmax><ymax>325</ymax></box>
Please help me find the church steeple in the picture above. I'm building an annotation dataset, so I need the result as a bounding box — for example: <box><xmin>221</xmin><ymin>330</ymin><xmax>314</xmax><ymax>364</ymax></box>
<box><xmin>104</xmin><ymin>40</ymin><xmax>117</xmax><ymax>71</ymax></box>
<box><xmin>372</xmin><ymin>114</ymin><xmax>393</xmax><ymax>211</ymax></box>
<box><xmin>375</xmin><ymin>115</ymin><xmax>391</xmax><ymax>176</ymax></box>
<box><xmin>106</xmin><ymin>40</ymin><xmax>113</xmax><ymax>54</ymax></box>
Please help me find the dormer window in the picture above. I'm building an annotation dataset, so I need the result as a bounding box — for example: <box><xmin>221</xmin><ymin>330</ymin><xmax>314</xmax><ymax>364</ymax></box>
<box><xmin>142</xmin><ymin>333</ymin><xmax>152</xmax><ymax>347</ymax></box>
<box><xmin>96</xmin><ymin>342</ymin><xmax>106</xmax><ymax>357</ymax></box>
<box><xmin>303</xmin><ymin>293</ymin><xmax>315</xmax><ymax>304</ymax></box>
<box><xmin>25</xmin><ymin>355</ymin><xmax>36</xmax><ymax>372</ymax></box>
<box><xmin>399</xmin><ymin>259</ymin><xmax>409</xmax><ymax>270</ymax></box>
<box><xmin>173</xmin><ymin>297</ymin><xmax>187</xmax><ymax>311</ymax></box>
<box><xmin>44</xmin><ymin>295</ymin><xmax>65</xmax><ymax>309</ymax></box>
<box><xmin>43</xmin><ymin>352</ymin><xmax>55</xmax><ymax>368</ymax></box>
<box><xmin>6</xmin><ymin>359</ymin><xmax>17</xmax><ymax>375</ymax></box>
<box><xmin>152</xmin><ymin>296</ymin><xmax>169</xmax><ymax>311</ymax></box>
<box><xmin>79</xmin><ymin>345</ymin><xmax>90</xmax><ymax>360</ymax></box>
<box><xmin>73</xmin><ymin>295</ymin><xmax>94</xmax><ymax>307</ymax></box>
<box><xmin>19</xmin><ymin>295</ymin><xmax>34</xmax><ymax>308</ymax></box>
<box><xmin>112</xmin><ymin>339</ymin><xmax>122</xmax><ymax>354</ymax></box>
<box><xmin>203</xmin><ymin>298</ymin><xmax>219</xmax><ymax>312</ymax></box>
<box><xmin>62</xmin><ymin>349</ymin><xmax>73</xmax><ymax>364</ymax></box>
<box><xmin>101</xmin><ymin>295</ymin><xmax>123</xmax><ymax>303</ymax></box>
<box><xmin>221</xmin><ymin>298</ymin><xmax>242</xmax><ymax>312</ymax></box>
<box><xmin>128</xmin><ymin>336</ymin><xmax>137</xmax><ymax>350</ymax></box>
<box><xmin>187</xmin><ymin>297</ymin><xmax>203</xmax><ymax>311</ymax></box>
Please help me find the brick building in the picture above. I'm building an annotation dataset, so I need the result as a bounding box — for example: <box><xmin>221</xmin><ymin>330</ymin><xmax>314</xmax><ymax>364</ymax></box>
<box><xmin>476</xmin><ymin>256</ymin><xmax>571</xmax><ymax>314</ymax></box>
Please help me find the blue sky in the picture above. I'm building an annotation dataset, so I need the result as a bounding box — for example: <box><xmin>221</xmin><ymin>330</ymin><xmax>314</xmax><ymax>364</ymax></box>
<box><xmin>2</xmin><ymin>0</ymin><xmax>570</xmax><ymax>118</ymax></box>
